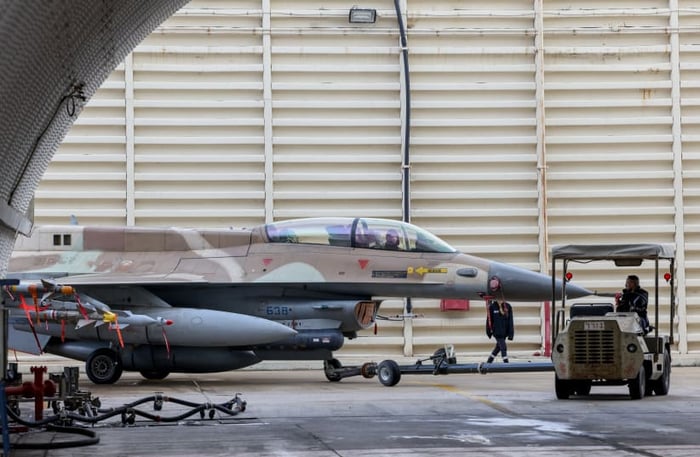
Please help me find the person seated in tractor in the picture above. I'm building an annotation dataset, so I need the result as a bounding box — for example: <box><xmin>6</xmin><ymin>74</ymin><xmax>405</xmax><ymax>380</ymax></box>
<box><xmin>616</xmin><ymin>274</ymin><xmax>650</xmax><ymax>333</ymax></box>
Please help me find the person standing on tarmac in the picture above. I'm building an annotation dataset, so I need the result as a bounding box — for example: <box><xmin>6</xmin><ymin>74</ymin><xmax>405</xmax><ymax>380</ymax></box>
<box><xmin>485</xmin><ymin>298</ymin><xmax>514</xmax><ymax>363</ymax></box>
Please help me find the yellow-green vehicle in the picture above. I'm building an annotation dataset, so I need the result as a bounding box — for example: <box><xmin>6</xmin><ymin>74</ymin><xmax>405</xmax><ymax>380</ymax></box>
<box><xmin>551</xmin><ymin>244</ymin><xmax>675</xmax><ymax>400</ymax></box>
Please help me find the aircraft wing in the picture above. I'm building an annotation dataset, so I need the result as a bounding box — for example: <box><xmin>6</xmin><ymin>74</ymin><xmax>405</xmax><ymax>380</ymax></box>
<box><xmin>45</xmin><ymin>275</ymin><xmax>436</xmax><ymax>306</ymax></box>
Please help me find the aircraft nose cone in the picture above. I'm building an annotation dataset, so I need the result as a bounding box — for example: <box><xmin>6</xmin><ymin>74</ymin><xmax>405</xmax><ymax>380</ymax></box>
<box><xmin>488</xmin><ymin>261</ymin><xmax>592</xmax><ymax>302</ymax></box>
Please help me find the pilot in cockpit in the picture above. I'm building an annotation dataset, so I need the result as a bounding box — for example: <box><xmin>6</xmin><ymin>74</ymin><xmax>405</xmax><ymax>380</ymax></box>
<box><xmin>384</xmin><ymin>229</ymin><xmax>400</xmax><ymax>250</ymax></box>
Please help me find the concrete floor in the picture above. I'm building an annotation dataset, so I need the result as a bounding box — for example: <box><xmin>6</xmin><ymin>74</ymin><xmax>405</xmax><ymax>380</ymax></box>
<box><xmin>4</xmin><ymin>355</ymin><xmax>700</xmax><ymax>456</ymax></box>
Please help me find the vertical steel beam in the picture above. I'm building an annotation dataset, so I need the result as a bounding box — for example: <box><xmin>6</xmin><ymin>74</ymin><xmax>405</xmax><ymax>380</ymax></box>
<box><xmin>669</xmin><ymin>0</ymin><xmax>686</xmax><ymax>354</ymax></box>
<box><xmin>125</xmin><ymin>53</ymin><xmax>136</xmax><ymax>226</ymax></box>
<box><xmin>263</xmin><ymin>0</ymin><xmax>273</xmax><ymax>223</ymax></box>
<box><xmin>534</xmin><ymin>0</ymin><xmax>549</xmax><ymax>353</ymax></box>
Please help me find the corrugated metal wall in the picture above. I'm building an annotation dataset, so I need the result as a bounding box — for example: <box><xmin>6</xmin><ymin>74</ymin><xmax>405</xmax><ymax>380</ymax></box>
<box><xmin>680</xmin><ymin>0</ymin><xmax>700</xmax><ymax>353</ymax></box>
<box><xmin>33</xmin><ymin>0</ymin><xmax>700</xmax><ymax>360</ymax></box>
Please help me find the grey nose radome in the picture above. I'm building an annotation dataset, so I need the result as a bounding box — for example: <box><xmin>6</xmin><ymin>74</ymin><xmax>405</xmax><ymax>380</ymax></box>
<box><xmin>487</xmin><ymin>261</ymin><xmax>592</xmax><ymax>302</ymax></box>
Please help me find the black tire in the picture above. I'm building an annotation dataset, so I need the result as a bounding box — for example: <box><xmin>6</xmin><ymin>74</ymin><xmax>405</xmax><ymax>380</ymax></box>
<box><xmin>324</xmin><ymin>358</ymin><xmax>343</xmax><ymax>382</ymax></box>
<box><xmin>555</xmin><ymin>375</ymin><xmax>571</xmax><ymax>400</ymax></box>
<box><xmin>377</xmin><ymin>360</ymin><xmax>402</xmax><ymax>387</ymax></box>
<box><xmin>653</xmin><ymin>350</ymin><xmax>671</xmax><ymax>396</ymax></box>
<box><xmin>645</xmin><ymin>380</ymin><xmax>654</xmax><ymax>397</ymax></box>
<box><xmin>644</xmin><ymin>360</ymin><xmax>654</xmax><ymax>396</ymax></box>
<box><xmin>628</xmin><ymin>364</ymin><xmax>646</xmax><ymax>400</ymax></box>
<box><xmin>140</xmin><ymin>370</ymin><xmax>170</xmax><ymax>381</ymax></box>
<box><xmin>573</xmin><ymin>381</ymin><xmax>592</xmax><ymax>396</ymax></box>
<box><xmin>85</xmin><ymin>349</ymin><xmax>123</xmax><ymax>384</ymax></box>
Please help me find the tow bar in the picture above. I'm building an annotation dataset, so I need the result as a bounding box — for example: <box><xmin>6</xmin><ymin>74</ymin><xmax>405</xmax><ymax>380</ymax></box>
<box><xmin>325</xmin><ymin>346</ymin><xmax>554</xmax><ymax>387</ymax></box>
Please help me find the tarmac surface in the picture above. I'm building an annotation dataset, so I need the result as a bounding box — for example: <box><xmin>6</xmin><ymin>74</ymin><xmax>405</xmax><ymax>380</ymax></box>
<box><xmin>4</xmin><ymin>356</ymin><xmax>700</xmax><ymax>456</ymax></box>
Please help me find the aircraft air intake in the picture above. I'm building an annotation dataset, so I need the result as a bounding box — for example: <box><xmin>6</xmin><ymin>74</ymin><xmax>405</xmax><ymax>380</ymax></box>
<box><xmin>355</xmin><ymin>301</ymin><xmax>379</xmax><ymax>329</ymax></box>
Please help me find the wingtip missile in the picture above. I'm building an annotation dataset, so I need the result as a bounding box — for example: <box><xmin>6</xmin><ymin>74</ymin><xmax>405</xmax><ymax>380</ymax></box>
<box><xmin>6</xmin><ymin>280</ymin><xmax>75</xmax><ymax>297</ymax></box>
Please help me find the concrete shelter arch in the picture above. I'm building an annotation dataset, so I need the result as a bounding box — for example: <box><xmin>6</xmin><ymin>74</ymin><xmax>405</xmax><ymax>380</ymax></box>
<box><xmin>0</xmin><ymin>0</ymin><xmax>190</xmax><ymax>274</ymax></box>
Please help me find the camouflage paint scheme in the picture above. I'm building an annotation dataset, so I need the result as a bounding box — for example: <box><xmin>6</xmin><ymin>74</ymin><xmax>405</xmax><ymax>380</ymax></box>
<box><xmin>4</xmin><ymin>217</ymin><xmax>590</xmax><ymax>384</ymax></box>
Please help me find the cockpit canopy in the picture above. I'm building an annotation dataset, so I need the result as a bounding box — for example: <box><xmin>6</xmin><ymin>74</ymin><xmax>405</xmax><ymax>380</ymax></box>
<box><xmin>264</xmin><ymin>218</ymin><xmax>456</xmax><ymax>253</ymax></box>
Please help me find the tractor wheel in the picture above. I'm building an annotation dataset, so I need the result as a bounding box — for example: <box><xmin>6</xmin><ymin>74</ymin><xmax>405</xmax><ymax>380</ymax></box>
<box><xmin>573</xmin><ymin>381</ymin><xmax>591</xmax><ymax>396</ymax></box>
<box><xmin>628</xmin><ymin>364</ymin><xmax>646</xmax><ymax>400</ymax></box>
<box><xmin>555</xmin><ymin>375</ymin><xmax>572</xmax><ymax>400</ymax></box>
<box><xmin>653</xmin><ymin>350</ymin><xmax>671</xmax><ymax>396</ymax></box>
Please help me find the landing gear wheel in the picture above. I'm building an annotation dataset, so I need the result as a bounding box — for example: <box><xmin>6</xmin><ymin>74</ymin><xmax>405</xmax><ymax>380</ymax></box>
<box><xmin>324</xmin><ymin>358</ymin><xmax>343</xmax><ymax>382</ymax></box>
<box><xmin>628</xmin><ymin>364</ymin><xmax>646</xmax><ymax>400</ymax></box>
<box><xmin>86</xmin><ymin>349</ymin><xmax>123</xmax><ymax>384</ymax></box>
<box><xmin>653</xmin><ymin>350</ymin><xmax>671</xmax><ymax>396</ymax></box>
<box><xmin>140</xmin><ymin>370</ymin><xmax>170</xmax><ymax>381</ymax></box>
<box><xmin>377</xmin><ymin>360</ymin><xmax>401</xmax><ymax>387</ymax></box>
<box><xmin>555</xmin><ymin>375</ymin><xmax>571</xmax><ymax>400</ymax></box>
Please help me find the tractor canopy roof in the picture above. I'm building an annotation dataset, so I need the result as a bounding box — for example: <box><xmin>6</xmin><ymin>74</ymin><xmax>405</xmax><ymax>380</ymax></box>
<box><xmin>552</xmin><ymin>243</ymin><xmax>675</xmax><ymax>261</ymax></box>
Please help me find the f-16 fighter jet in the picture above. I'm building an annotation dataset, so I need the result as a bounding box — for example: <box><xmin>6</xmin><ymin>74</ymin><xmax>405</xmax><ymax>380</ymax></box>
<box><xmin>3</xmin><ymin>217</ymin><xmax>590</xmax><ymax>384</ymax></box>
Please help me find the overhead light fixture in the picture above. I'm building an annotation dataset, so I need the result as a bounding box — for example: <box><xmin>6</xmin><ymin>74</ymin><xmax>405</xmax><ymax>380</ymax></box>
<box><xmin>348</xmin><ymin>7</ymin><xmax>377</xmax><ymax>24</ymax></box>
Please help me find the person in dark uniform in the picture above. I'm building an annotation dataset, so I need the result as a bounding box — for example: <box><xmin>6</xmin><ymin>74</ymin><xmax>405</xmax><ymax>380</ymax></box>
<box><xmin>616</xmin><ymin>274</ymin><xmax>650</xmax><ymax>332</ymax></box>
<box><xmin>485</xmin><ymin>298</ymin><xmax>514</xmax><ymax>363</ymax></box>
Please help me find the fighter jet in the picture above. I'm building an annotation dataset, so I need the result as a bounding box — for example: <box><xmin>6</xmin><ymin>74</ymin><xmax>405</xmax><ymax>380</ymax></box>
<box><xmin>3</xmin><ymin>217</ymin><xmax>590</xmax><ymax>384</ymax></box>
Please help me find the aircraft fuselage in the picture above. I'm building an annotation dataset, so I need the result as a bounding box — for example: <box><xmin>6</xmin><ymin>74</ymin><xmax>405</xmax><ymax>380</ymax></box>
<box><xmin>4</xmin><ymin>217</ymin><xmax>590</xmax><ymax>383</ymax></box>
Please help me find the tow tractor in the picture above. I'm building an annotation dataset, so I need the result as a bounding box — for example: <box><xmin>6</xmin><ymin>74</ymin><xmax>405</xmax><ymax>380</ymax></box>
<box><xmin>550</xmin><ymin>243</ymin><xmax>675</xmax><ymax>399</ymax></box>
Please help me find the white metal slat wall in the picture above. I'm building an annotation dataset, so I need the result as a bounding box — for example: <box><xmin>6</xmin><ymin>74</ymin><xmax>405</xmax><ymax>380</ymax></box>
<box><xmin>37</xmin><ymin>67</ymin><xmax>128</xmax><ymax>225</ymax></box>
<box><xmin>544</xmin><ymin>1</ymin><xmax>676</xmax><ymax>245</ymax></box>
<box><xmin>680</xmin><ymin>0</ymin><xmax>700</xmax><ymax>352</ymax></box>
<box><xmin>269</xmin><ymin>1</ymin><xmax>402</xmax><ymax>221</ymax></box>
<box><xmin>39</xmin><ymin>0</ymin><xmax>411</xmax><ymax>358</ymax></box>
<box><xmin>132</xmin><ymin>2</ymin><xmax>267</xmax><ymax>227</ymax></box>
<box><xmin>43</xmin><ymin>1</ymin><xmax>269</xmax><ymax>228</ymax></box>
<box><xmin>407</xmin><ymin>1</ymin><xmax>543</xmax><ymax>358</ymax></box>
<box><xmin>543</xmin><ymin>1</ymin><xmax>679</xmax><ymax>345</ymax></box>
<box><xmin>31</xmin><ymin>0</ymin><xmax>700</xmax><ymax>359</ymax></box>
<box><xmin>269</xmin><ymin>1</ymin><xmax>407</xmax><ymax>357</ymax></box>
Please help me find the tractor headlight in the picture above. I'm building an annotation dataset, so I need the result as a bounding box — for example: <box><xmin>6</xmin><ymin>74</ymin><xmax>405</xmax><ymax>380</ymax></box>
<box><xmin>626</xmin><ymin>344</ymin><xmax>637</xmax><ymax>353</ymax></box>
<box><xmin>556</xmin><ymin>344</ymin><xmax>565</xmax><ymax>353</ymax></box>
